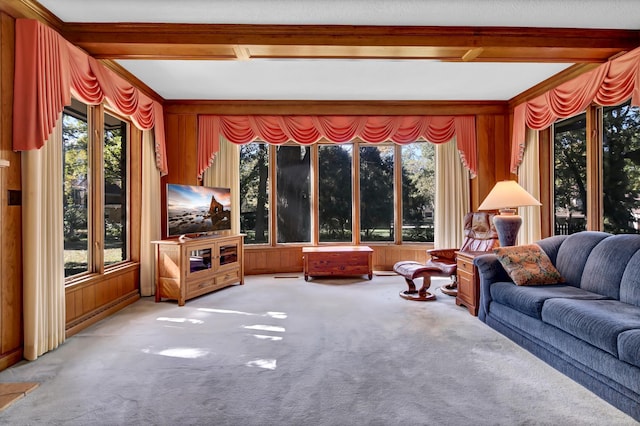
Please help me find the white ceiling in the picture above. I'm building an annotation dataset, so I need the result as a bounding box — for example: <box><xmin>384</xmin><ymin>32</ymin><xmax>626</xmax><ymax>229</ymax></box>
<box><xmin>37</xmin><ymin>0</ymin><xmax>640</xmax><ymax>101</ymax></box>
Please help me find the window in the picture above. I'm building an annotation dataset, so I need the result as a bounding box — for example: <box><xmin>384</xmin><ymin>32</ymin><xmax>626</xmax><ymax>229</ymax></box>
<box><xmin>602</xmin><ymin>102</ymin><xmax>640</xmax><ymax>233</ymax></box>
<box><xmin>360</xmin><ymin>145</ymin><xmax>394</xmax><ymax>242</ymax></box>
<box><xmin>62</xmin><ymin>99</ymin><xmax>130</xmax><ymax>279</ymax></box>
<box><xmin>553</xmin><ymin>113</ymin><xmax>587</xmax><ymax>235</ymax></box>
<box><xmin>63</xmin><ymin>101</ymin><xmax>90</xmax><ymax>276</ymax></box>
<box><xmin>401</xmin><ymin>143</ymin><xmax>435</xmax><ymax>242</ymax></box>
<box><xmin>552</xmin><ymin>100</ymin><xmax>640</xmax><ymax>235</ymax></box>
<box><xmin>103</xmin><ymin>113</ymin><xmax>128</xmax><ymax>265</ymax></box>
<box><xmin>239</xmin><ymin>142</ymin><xmax>270</xmax><ymax>244</ymax></box>
<box><xmin>319</xmin><ymin>144</ymin><xmax>353</xmax><ymax>243</ymax></box>
<box><xmin>239</xmin><ymin>139</ymin><xmax>437</xmax><ymax>245</ymax></box>
<box><xmin>276</xmin><ymin>145</ymin><xmax>311</xmax><ymax>243</ymax></box>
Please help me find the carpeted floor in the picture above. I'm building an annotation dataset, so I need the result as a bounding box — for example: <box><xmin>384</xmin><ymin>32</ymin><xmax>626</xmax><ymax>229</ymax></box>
<box><xmin>0</xmin><ymin>274</ymin><xmax>636</xmax><ymax>426</ymax></box>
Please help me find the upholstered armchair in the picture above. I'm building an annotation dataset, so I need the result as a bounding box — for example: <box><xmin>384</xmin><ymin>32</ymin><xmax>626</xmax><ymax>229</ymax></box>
<box><xmin>393</xmin><ymin>212</ymin><xmax>498</xmax><ymax>301</ymax></box>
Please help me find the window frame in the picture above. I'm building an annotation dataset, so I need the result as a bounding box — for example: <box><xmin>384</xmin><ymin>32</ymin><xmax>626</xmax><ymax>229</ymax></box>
<box><xmin>549</xmin><ymin>101</ymin><xmax>640</xmax><ymax>236</ymax></box>
<box><xmin>240</xmin><ymin>139</ymin><xmax>435</xmax><ymax>246</ymax></box>
<box><xmin>63</xmin><ymin>100</ymin><xmax>132</xmax><ymax>284</ymax></box>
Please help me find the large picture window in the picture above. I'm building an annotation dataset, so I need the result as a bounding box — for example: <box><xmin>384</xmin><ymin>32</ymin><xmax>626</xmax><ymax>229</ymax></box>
<box><xmin>103</xmin><ymin>113</ymin><xmax>128</xmax><ymax>265</ymax></box>
<box><xmin>319</xmin><ymin>144</ymin><xmax>353</xmax><ymax>243</ymax></box>
<box><xmin>240</xmin><ymin>142</ymin><xmax>270</xmax><ymax>244</ymax></box>
<box><xmin>553</xmin><ymin>113</ymin><xmax>587</xmax><ymax>235</ymax></box>
<box><xmin>401</xmin><ymin>143</ymin><xmax>435</xmax><ymax>242</ymax></box>
<box><xmin>552</xmin><ymin>100</ymin><xmax>640</xmax><ymax>235</ymax></box>
<box><xmin>62</xmin><ymin>99</ymin><xmax>130</xmax><ymax>278</ymax></box>
<box><xmin>276</xmin><ymin>145</ymin><xmax>311</xmax><ymax>243</ymax></box>
<box><xmin>240</xmin><ymin>139</ymin><xmax>437</xmax><ymax>245</ymax></box>
<box><xmin>360</xmin><ymin>145</ymin><xmax>394</xmax><ymax>242</ymax></box>
<box><xmin>62</xmin><ymin>101</ymin><xmax>90</xmax><ymax>276</ymax></box>
<box><xmin>602</xmin><ymin>103</ymin><xmax>640</xmax><ymax>233</ymax></box>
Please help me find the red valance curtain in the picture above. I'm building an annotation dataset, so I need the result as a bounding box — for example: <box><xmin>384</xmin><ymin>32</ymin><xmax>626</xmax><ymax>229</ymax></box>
<box><xmin>198</xmin><ymin>115</ymin><xmax>476</xmax><ymax>179</ymax></box>
<box><xmin>13</xmin><ymin>19</ymin><xmax>168</xmax><ymax>175</ymax></box>
<box><xmin>511</xmin><ymin>46</ymin><xmax>640</xmax><ymax>173</ymax></box>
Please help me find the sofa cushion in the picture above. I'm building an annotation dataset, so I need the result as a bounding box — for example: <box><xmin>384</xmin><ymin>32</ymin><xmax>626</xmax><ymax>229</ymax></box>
<box><xmin>618</xmin><ymin>329</ymin><xmax>640</xmax><ymax>369</ymax></box>
<box><xmin>554</xmin><ymin>232</ymin><xmax>610</xmax><ymax>287</ymax></box>
<box><xmin>490</xmin><ymin>282</ymin><xmax>607</xmax><ymax>319</ymax></box>
<box><xmin>580</xmin><ymin>234</ymin><xmax>640</xmax><ymax>299</ymax></box>
<box><xmin>620</xmin><ymin>249</ymin><xmax>640</xmax><ymax>308</ymax></box>
<box><xmin>494</xmin><ymin>244</ymin><xmax>564</xmax><ymax>286</ymax></box>
<box><xmin>542</xmin><ymin>298</ymin><xmax>640</xmax><ymax>357</ymax></box>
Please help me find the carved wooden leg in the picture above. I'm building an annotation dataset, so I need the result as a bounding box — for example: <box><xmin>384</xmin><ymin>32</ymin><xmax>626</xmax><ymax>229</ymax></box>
<box><xmin>418</xmin><ymin>275</ymin><xmax>432</xmax><ymax>299</ymax></box>
<box><xmin>404</xmin><ymin>277</ymin><xmax>417</xmax><ymax>294</ymax></box>
<box><xmin>399</xmin><ymin>275</ymin><xmax>437</xmax><ymax>301</ymax></box>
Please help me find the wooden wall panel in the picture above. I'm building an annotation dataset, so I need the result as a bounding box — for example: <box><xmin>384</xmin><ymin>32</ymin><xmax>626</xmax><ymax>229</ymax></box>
<box><xmin>65</xmin><ymin>265</ymin><xmax>140</xmax><ymax>336</ymax></box>
<box><xmin>472</xmin><ymin>114</ymin><xmax>510</xmax><ymax>209</ymax></box>
<box><xmin>163</xmin><ymin>113</ymin><xmax>198</xmax><ymax>185</ymax></box>
<box><xmin>244</xmin><ymin>244</ymin><xmax>432</xmax><ymax>275</ymax></box>
<box><xmin>0</xmin><ymin>12</ymin><xmax>22</xmax><ymax>363</ymax></box>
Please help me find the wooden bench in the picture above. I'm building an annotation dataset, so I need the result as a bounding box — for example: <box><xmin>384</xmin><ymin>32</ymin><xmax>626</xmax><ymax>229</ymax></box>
<box><xmin>302</xmin><ymin>246</ymin><xmax>373</xmax><ymax>281</ymax></box>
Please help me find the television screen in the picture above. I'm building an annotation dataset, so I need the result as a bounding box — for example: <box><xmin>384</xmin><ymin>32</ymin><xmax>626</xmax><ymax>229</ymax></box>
<box><xmin>167</xmin><ymin>184</ymin><xmax>231</xmax><ymax>237</ymax></box>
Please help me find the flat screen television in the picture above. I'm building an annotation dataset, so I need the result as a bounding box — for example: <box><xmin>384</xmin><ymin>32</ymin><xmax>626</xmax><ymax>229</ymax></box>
<box><xmin>167</xmin><ymin>184</ymin><xmax>231</xmax><ymax>237</ymax></box>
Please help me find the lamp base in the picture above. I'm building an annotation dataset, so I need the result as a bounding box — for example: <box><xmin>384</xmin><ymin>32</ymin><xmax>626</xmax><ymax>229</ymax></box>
<box><xmin>493</xmin><ymin>213</ymin><xmax>522</xmax><ymax>247</ymax></box>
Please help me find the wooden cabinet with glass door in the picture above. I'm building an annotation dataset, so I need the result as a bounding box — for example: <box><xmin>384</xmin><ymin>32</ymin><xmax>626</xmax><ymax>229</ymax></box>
<box><xmin>153</xmin><ymin>234</ymin><xmax>244</xmax><ymax>306</ymax></box>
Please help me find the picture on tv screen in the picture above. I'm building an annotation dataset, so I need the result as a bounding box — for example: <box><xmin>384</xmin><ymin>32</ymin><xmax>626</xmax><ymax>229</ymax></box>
<box><xmin>167</xmin><ymin>184</ymin><xmax>231</xmax><ymax>237</ymax></box>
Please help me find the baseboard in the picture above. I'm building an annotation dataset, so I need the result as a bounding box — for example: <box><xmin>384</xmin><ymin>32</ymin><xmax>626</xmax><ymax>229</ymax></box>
<box><xmin>0</xmin><ymin>348</ymin><xmax>24</xmax><ymax>372</ymax></box>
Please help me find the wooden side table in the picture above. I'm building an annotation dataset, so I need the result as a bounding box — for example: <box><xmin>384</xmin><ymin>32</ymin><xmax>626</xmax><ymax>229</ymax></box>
<box><xmin>455</xmin><ymin>251</ymin><xmax>484</xmax><ymax>316</ymax></box>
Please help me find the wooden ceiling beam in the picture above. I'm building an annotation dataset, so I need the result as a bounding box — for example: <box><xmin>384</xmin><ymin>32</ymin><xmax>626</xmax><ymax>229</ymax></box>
<box><xmin>62</xmin><ymin>23</ymin><xmax>640</xmax><ymax>63</ymax></box>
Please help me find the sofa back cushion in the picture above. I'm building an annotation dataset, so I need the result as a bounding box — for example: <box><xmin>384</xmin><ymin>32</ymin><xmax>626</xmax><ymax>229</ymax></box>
<box><xmin>554</xmin><ymin>231</ymin><xmax>610</xmax><ymax>288</ymax></box>
<box><xmin>536</xmin><ymin>235</ymin><xmax>568</xmax><ymax>265</ymax></box>
<box><xmin>580</xmin><ymin>234</ymin><xmax>640</xmax><ymax>299</ymax></box>
<box><xmin>620</xmin><ymin>249</ymin><xmax>640</xmax><ymax>307</ymax></box>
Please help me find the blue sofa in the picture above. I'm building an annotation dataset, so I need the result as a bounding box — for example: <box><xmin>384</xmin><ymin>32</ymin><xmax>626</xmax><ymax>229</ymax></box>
<box><xmin>474</xmin><ymin>231</ymin><xmax>640</xmax><ymax>421</ymax></box>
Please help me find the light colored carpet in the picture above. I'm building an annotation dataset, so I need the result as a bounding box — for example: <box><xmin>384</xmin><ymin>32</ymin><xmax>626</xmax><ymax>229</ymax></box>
<box><xmin>0</xmin><ymin>274</ymin><xmax>636</xmax><ymax>426</ymax></box>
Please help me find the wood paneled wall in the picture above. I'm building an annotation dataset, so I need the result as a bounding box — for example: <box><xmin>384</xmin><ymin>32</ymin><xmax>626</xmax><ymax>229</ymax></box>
<box><xmin>0</xmin><ymin>13</ymin><xmax>23</xmax><ymax>370</ymax></box>
<box><xmin>65</xmin><ymin>265</ymin><xmax>140</xmax><ymax>337</ymax></box>
<box><xmin>244</xmin><ymin>244</ymin><xmax>432</xmax><ymax>275</ymax></box>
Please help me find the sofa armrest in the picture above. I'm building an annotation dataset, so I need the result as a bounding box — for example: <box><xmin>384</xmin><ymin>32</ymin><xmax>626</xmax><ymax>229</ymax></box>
<box><xmin>474</xmin><ymin>254</ymin><xmax>512</xmax><ymax>321</ymax></box>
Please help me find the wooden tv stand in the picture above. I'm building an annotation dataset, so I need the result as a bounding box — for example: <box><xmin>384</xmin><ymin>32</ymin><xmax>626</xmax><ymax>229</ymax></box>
<box><xmin>302</xmin><ymin>245</ymin><xmax>373</xmax><ymax>281</ymax></box>
<box><xmin>152</xmin><ymin>234</ymin><xmax>244</xmax><ymax>306</ymax></box>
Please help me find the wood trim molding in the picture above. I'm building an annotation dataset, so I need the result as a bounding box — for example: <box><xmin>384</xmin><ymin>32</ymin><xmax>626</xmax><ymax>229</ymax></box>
<box><xmin>0</xmin><ymin>0</ymin><xmax>63</xmax><ymax>30</ymax></box>
<box><xmin>164</xmin><ymin>100</ymin><xmax>508</xmax><ymax>116</ymax></box>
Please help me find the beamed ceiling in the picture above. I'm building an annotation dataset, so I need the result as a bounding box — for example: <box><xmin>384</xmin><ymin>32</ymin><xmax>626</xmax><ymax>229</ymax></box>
<box><xmin>3</xmin><ymin>0</ymin><xmax>640</xmax><ymax>103</ymax></box>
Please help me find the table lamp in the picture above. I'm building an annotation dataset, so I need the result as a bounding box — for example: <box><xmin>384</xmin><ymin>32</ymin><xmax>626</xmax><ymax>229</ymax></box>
<box><xmin>478</xmin><ymin>180</ymin><xmax>541</xmax><ymax>247</ymax></box>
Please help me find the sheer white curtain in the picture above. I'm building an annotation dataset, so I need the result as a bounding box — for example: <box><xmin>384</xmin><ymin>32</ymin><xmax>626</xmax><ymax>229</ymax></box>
<box><xmin>140</xmin><ymin>130</ymin><xmax>161</xmax><ymax>296</ymax></box>
<box><xmin>202</xmin><ymin>136</ymin><xmax>241</xmax><ymax>234</ymax></box>
<box><xmin>517</xmin><ymin>128</ymin><xmax>542</xmax><ymax>245</ymax></box>
<box><xmin>434</xmin><ymin>138</ymin><xmax>470</xmax><ymax>249</ymax></box>
<box><xmin>22</xmin><ymin>115</ymin><xmax>66</xmax><ymax>361</ymax></box>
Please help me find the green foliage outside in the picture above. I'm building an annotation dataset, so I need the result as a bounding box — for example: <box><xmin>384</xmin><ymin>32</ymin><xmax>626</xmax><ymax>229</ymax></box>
<box><xmin>240</xmin><ymin>141</ymin><xmax>435</xmax><ymax>244</ymax></box>
<box><xmin>554</xmin><ymin>102</ymin><xmax>640</xmax><ymax>235</ymax></box>
<box><xmin>63</xmin><ymin>111</ymin><xmax>127</xmax><ymax>276</ymax></box>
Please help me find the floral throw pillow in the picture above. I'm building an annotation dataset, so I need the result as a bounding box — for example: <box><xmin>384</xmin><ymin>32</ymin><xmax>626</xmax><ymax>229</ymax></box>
<box><xmin>494</xmin><ymin>244</ymin><xmax>565</xmax><ymax>286</ymax></box>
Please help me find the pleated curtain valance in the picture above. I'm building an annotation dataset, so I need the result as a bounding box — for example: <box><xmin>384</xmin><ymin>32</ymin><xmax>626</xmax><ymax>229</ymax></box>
<box><xmin>13</xmin><ymin>19</ymin><xmax>168</xmax><ymax>176</ymax></box>
<box><xmin>511</xmin><ymin>46</ymin><xmax>640</xmax><ymax>173</ymax></box>
<box><xmin>198</xmin><ymin>115</ymin><xmax>477</xmax><ymax>179</ymax></box>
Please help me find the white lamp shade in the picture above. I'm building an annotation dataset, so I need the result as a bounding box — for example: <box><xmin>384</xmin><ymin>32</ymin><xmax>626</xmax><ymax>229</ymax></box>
<box><xmin>478</xmin><ymin>180</ymin><xmax>541</xmax><ymax>211</ymax></box>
